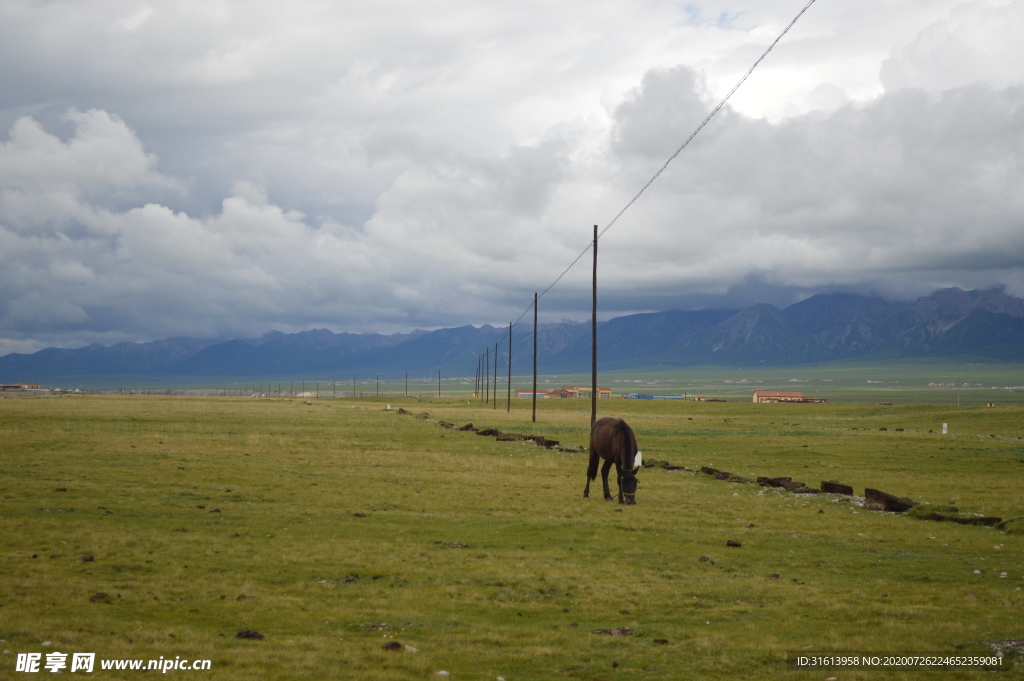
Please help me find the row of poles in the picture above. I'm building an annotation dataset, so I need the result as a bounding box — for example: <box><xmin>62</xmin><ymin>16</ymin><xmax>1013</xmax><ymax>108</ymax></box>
<box><xmin>114</xmin><ymin>373</ymin><xmax>446</xmax><ymax>398</ymax></box>
<box><xmin>473</xmin><ymin>226</ymin><xmax>599</xmax><ymax>429</ymax></box>
<box><xmin>244</xmin><ymin>373</ymin><xmax>445</xmax><ymax>398</ymax></box>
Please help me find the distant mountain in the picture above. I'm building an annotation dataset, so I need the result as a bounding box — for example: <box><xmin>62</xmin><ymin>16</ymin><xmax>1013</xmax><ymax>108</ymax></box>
<box><xmin>2</xmin><ymin>287</ymin><xmax>1022</xmax><ymax>381</ymax></box>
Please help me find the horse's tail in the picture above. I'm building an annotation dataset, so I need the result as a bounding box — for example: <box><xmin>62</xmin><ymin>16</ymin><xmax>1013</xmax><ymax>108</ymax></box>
<box><xmin>586</xmin><ymin>444</ymin><xmax>600</xmax><ymax>481</ymax></box>
<box><xmin>587</xmin><ymin>421</ymin><xmax>601</xmax><ymax>481</ymax></box>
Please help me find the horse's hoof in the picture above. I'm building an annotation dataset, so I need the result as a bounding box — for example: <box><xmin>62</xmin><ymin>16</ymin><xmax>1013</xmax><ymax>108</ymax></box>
<box><xmin>604</xmin><ymin>496</ymin><xmax>614</xmax><ymax>501</ymax></box>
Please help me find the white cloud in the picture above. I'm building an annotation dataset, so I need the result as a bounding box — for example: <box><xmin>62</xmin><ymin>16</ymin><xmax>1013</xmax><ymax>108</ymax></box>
<box><xmin>1</xmin><ymin>0</ymin><xmax>1023</xmax><ymax>353</ymax></box>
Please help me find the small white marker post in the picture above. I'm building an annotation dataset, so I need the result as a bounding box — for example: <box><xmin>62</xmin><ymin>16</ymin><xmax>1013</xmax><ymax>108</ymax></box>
<box><xmin>942</xmin><ymin>423</ymin><xmax>948</xmax><ymax>435</ymax></box>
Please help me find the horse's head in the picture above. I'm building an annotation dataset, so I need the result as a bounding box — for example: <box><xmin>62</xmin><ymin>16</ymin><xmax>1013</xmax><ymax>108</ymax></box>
<box><xmin>620</xmin><ymin>466</ymin><xmax>640</xmax><ymax>504</ymax></box>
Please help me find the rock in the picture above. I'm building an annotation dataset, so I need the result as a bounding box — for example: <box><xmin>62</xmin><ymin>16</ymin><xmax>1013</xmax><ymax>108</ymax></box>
<box><xmin>726</xmin><ymin>540</ymin><xmax>741</xmax><ymax>547</ymax></box>
<box><xmin>949</xmin><ymin>516</ymin><xmax>1002</xmax><ymax>527</ymax></box>
<box><xmin>236</xmin><ymin>629</ymin><xmax>264</xmax><ymax>640</ymax></box>
<box><xmin>758</xmin><ymin>476</ymin><xmax>792</xmax><ymax>488</ymax></box>
<box><xmin>698</xmin><ymin>556</ymin><xmax>714</xmax><ymax>565</ymax></box>
<box><xmin>820</xmin><ymin>481</ymin><xmax>854</xmax><ymax>495</ymax></box>
<box><xmin>997</xmin><ymin>517</ymin><xmax>1024</xmax><ymax>534</ymax></box>
<box><xmin>864</xmin><ymin>488</ymin><xmax>918</xmax><ymax>513</ymax></box>
<box><xmin>89</xmin><ymin>592</ymin><xmax>110</xmax><ymax>603</ymax></box>
<box><xmin>476</xmin><ymin>428</ymin><xmax>501</xmax><ymax>437</ymax></box>
<box><xmin>495</xmin><ymin>433</ymin><xmax>525</xmax><ymax>441</ymax></box>
<box><xmin>381</xmin><ymin>641</ymin><xmax>402</xmax><ymax>651</ymax></box>
<box><xmin>592</xmin><ymin>627</ymin><xmax>633</xmax><ymax>637</ymax></box>
<box><xmin>699</xmin><ymin>466</ymin><xmax>721</xmax><ymax>476</ymax></box>
<box><xmin>793</xmin><ymin>486</ymin><xmax>821</xmax><ymax>494</ymax></box>
<box><xmin>397</xmin><ymin>408</ymin><xmax>408</xmax><ymax>415</ymax></box>
<box><xmin>726</xmin><ymin>474</ymin><xmax>753</xmax><ymax>483</ymax></box>
<box><xmin>779</xmin><ymin>480</ymin><xmax>807</xmax><ymax>492</ymax></box>
<box><xmin>654</xmin><ymin>638</ymin><xmax>669</xmax><ymax>644</ymax></box>
<box><xmin>458</xmin><ymin>423</ymin><xmax>477</xmax><ymax>431</ymax></box>
<box><xmin>78</xmin><ymin>555</ymin><xmax>95</xmax><ymax>562</ymax></box>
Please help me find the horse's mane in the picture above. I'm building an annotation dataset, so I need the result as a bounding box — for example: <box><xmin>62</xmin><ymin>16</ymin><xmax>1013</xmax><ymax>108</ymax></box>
<box><xmin>613</xmin><ymin>419</ymin><xmax>638</xmax><ymax>468</ymax></box>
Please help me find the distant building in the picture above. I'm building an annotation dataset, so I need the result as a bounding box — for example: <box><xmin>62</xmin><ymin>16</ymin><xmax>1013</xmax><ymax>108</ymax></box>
<box><xmin>0</xmin><ymin>383</ymin><xmax>43</xmax><ymax>391</ymax></box>
<box><xmin>523</xmin><ymin>386</ymin><xmax>612</xmax><ymax>398</ymax></box>
<box><xmin>562</xmin><ymin>386</ymin><xmax>612</xmax><ymax>399</ymax></box>
<box><xmin>515</xmin><ymin>389</ymin><xmax>550</xmax><ymax>399</ymax></box>
<box><xmin>752</xmin><ymin>390</ymin><xmax>826</xmax><ymax>404</ymax></box>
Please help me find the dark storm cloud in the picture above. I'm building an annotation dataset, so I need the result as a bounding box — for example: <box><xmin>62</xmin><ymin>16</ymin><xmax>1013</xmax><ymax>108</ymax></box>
<box><xmin>1</xmin><ymin>0</ymin><xmax>1022</xmax><ymax>352</ymax></box>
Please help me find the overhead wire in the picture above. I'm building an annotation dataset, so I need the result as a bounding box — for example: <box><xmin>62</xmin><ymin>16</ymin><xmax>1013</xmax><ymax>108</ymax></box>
<box><xmin>480</xmin><ymin>0</ymin><xmax>818</xmax><ymax>355</ymax></box>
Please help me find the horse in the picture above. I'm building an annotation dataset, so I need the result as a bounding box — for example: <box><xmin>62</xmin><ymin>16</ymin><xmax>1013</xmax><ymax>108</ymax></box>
<box><xmin>584</xmin><ymin>417</ymin><xmax>641</xmax><ymax>504</ymax></box>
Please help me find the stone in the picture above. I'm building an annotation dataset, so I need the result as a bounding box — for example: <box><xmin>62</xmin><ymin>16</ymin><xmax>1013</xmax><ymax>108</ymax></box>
<box><xmin>820</xmin><ymin>481</ymin><xmax>854</xmax><ymax>495</ymax></box>
<box><xmin>864</xmin><ymin>488</ymin><xmax>918</xmax><ymax>513</ymax></box>
<box><xmin>758</xmin><ymin>476</ymin><xmax>792</xmax><ymax>488</ymax></box>
<box><xmin>997</xmin><ymin>517</ymin><xmax>1024</xmax><ymax>534</ymax></box>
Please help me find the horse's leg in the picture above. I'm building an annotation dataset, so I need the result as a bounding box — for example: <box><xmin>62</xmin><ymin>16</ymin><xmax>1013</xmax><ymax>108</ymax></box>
<box><xmin>601</xmin><ymin>459</ymin><xmax>614</xmax><ymax>500</ymax></box>
<box><xmin>614</xmin><ymin>462</ymin><xmax>624</xmax><ymax>504</ymax></box>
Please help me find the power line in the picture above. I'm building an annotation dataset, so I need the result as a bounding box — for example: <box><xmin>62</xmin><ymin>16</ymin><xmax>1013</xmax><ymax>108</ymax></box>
<box><xmin>481</xmin><ymin>0</ymin><xmax>817</xmax><ymax>354</ymax></box>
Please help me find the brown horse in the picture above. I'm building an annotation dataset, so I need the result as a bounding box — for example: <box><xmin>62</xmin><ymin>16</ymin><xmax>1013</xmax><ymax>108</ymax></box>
<box><xmin>584</xmin><ymin>417</ymin><xmax>641</xmax><ymax>504</ymax></box>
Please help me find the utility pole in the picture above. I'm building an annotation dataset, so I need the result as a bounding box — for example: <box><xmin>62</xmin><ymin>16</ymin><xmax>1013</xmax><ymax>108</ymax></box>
<box><xmin>591</xmin><ymin>224</ymin><xmax>598</xmax><ymax>430</ymax></box>
<box><xmin>507</xmin><ymin>322</ymin><xmax>512</xmax><ymax>412</ymax></box>
<box><xmin>532</xmin><ymin>292</ymin><xmax>538</xmax><ymax>423</ymax></box>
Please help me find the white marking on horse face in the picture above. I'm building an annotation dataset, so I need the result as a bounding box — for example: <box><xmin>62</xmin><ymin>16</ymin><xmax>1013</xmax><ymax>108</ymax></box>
<box><xmin>634</xmin><ymin>451</ymin><xmax>642</xmax><ymax>468</ymax></box>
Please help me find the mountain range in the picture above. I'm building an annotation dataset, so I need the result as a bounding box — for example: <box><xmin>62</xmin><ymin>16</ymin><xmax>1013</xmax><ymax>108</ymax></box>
<box><xmin>3</xmin><ymin>287</ymin><xmax>1023</xmax><ymax>382</ymax></box>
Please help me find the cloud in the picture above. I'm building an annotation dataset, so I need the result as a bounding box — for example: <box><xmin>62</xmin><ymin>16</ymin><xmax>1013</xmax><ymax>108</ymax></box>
<box><xmin>881</xmin><ymin>0</ymin><xmax>1024</xmax><ymax>93</ymax></box>
<box><xmin>1</xmin><ymin>1</ymin><xmax>1023</xmax><ymax>354</ymax></box>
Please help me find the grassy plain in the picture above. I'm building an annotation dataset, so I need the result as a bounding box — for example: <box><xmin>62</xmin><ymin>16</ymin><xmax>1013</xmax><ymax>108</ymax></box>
<box><xmin>1</xmin><ymin>394</ymin><xmax>1022</xmax><ymax>680</ymax></box>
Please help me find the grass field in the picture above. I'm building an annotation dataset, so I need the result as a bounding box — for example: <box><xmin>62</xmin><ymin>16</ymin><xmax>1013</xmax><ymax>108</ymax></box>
<box><xmin>1</xmin><ymin>394</ymin><xmax>1022</xmax><ymax>680</ymax></box>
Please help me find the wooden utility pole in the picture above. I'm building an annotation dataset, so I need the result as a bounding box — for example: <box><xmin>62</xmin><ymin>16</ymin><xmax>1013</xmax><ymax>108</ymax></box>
<box><xmin>532</xmin><ymin>292</ymin><xmax>538</xmax><ymax>423</ymax></box>
<box><xmin>493</xmin><ymin>342</ymin><xmax>498</xmax><ymax>410</ymax></box>
<box><xmin>507</xmin><ymin>322</ymin><xmax>512</xmax><ymax>412</ymax></box>
<box><xmin>485</xmin><ymin>347</ymin><xmax>489</xmax><ymax>403</ymax></box>
<box><xmin>591</xmin><ymin>224</ymin><xmax>598</xmax><ymax>430</ymax></box>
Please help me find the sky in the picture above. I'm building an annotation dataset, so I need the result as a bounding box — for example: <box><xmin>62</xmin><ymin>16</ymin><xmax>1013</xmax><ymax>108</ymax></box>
<box><xmin>1</xmin><ymin>0</ymin><xmax>1023</xmax><ymax>354</ymax></box>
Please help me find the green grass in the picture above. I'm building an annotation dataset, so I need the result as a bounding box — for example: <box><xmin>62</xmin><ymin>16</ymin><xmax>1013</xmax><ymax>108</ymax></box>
<box><xmin>1</xmin><ymin>395</ymin><xmax>1022</xmax><ymax>680</ymax></box>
